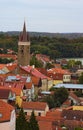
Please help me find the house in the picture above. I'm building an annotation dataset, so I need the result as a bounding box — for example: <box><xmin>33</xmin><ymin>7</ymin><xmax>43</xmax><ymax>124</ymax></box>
<box><xmin>53</xmin><ymin>83</ymin><xmax>83</xmax><ymax>93</ymax></box>
<box><xmin>61</xmin><ymin>99</ymin><xmax>71</xmax><ymax>108</ymax></box>
<box><xmin>0</xmin><ymin>64</ymin><xmax>6</xmax><ymax>74</ymax></box>
<box><xmin>47</xmin><ymin>68</ymin><xmax>71</xmax><ymax>84</ymax></box>
<box><xmin>11</xmin><ymin>87</ymin><xmax>23</xmax><ymax>107</ymax></box>
<box><xmin>60</xmin><ymin>59</ymin><xmax>68</xmax><ymax>66</ymax></box>
<box><xmin>69</xmin><ymin>92</ymin><xmax>81</xmax><ymax>105</ymax></box>
<box><xmin>61</xmin><ymin>91</ymin><xmax>81</xmax><ymax>107</ymax></box>
<box><xmin>61</xmin><ymin>109</ymin><xmax>83</xmax><ymax>129</ymax></box>
<box><xmin>23</xmin><ymin>82</ymin><xmax>34</xmax><ymax>101</ymax></box>
<box><xmin>36</xmin><ymin>108</ymin><xmax>62</xmax><ymax>130</ymax></box>
<box><xmin>20</xmin><ymin>65</ymin><xmax>52</xmax><ymax>91</ymax></box>
<box><xmin>21</xmin><ymin>101</ymin><xmax>49</xmax><ymax>116</ymax></box>
<box><xmin>5</xmin><ymin>63</ymin><xmax>17</xmax><ymax>74</ymax></box>
<box><xmin>0</xmin><ymin>100</ymin><xmax>16</xmax><ymax>130</ymax></box>
<box><xmin>36</xmin><ymin>54</ymin><xmax>51</xmax><ymax>67</ymax></box>
<box><xmin>76</xmin><ymin>69</ymin><xmax>83</xmax><ymax>77</ymax></box>
<box><xmin>0</xmin><ymin>54</ymin><xmax>17</xmax><ymax>60</ymax></box>
<box><xmin>0</xmin><ymin>86</ymin><xmax>23</xmax><ymax>107</ymax></box>
<box><xmin>0</xmin><ymin>63</ymin><xmax>17</xmax><ymax>75</ymax></box>
<box><xmin>31</xmin><ymin>76</ymin><xmax>42</xmax><ymax>95</ymax></box>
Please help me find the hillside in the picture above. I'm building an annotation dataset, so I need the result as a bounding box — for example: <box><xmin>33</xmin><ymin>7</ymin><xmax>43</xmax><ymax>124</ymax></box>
<box><xmin>0</xmin><ymin>32</ymin><xmax>83</xmax><ymax>60</ymax></box>
<box><xmin>1</xmin><ymin>31</ymin><xmax>83</xmax><ymax>39</ymax></box>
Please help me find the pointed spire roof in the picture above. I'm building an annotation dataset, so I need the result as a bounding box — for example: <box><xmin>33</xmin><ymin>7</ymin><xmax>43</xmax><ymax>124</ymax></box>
<box><xmin>19</xmin><ymin>21</ymin><xmax>30</xmax><ymax>42</ymax></box>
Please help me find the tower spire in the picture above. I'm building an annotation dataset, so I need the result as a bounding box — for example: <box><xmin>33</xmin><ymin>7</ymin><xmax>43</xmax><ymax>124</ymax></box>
<box><xmin>19</xmin><ymin>21</ymin><xmax>30</xmax><ymax>42</ymax></box>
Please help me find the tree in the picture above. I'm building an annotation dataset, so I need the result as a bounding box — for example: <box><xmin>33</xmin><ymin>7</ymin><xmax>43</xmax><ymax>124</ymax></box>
<box><xmin>75</xmin><ymin>127</ymin><xmax>83</xmax><ymax>130</ymax></box>
<box><xmin>45</xmin><ymin>62</ymin><xmax>54</xmax><ymax>69</ymax></box>
<box><xmin>30</xmin><ymin>55</ymin><xmax>43</xmax><ymax>68</ymax></box>
<box><xmin>67</xmin><ymin>60</ymin><xmax>75</xmax><ymax>68</ymax></box>
<box><xmin>29</xmin><ymin>111</ymin><xmax>39</xmax><ymax>130</ymax></box>
<box><xmin>42</xmin><ymin>95</ymin><xmax>55</xmax><ymax>109</ymax></box>
<box><xmin>16</xmin><ymin>108</ymin><xmax>29</xmax><ymax>130</ymax></box>
<box><xmin>79</xmin><ymin>73</ymin><xmax>83</xmax><ymax>84</ymax></box>
<box><xmin>74</xmin><ymin>90</ymin><xmax>83</xmax><ymax>97</ymax></box>
<box><xmin>53</xmin><ymin>87</ymin><xmax>69</xmax><ymax>106</ymax></box>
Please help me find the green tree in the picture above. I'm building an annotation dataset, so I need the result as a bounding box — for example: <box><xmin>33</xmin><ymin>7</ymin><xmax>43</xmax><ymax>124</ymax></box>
<box><xmin>29</xmin><ymin>111</ymin><xmax>39</xmax><ymax>130</ymax></box>
<box><xmin>16</xmin><ymin>108</ymin><xmax>29</xmax><ymax>130</ymax></box>
<box><xmin>75</xmin><ymin>60</ymin><xmax>82</xmax><ymax>66</ymax></box>
<box><xmin>75</xmin><ymin>127</ymin><xmax>83</xmax><ymax>130</ymax></box>
<box><xmin>30</xmin><ymin>55</ymin><xmax>43</xmax><ymax>68</ymax></box>
<box><xmin>53</xmin><ymin>87</ymin><xmax>69</xmax><ymax>106</ymax></box>
<box><xmin>45</xmin><ymin>62</ymin><xmax>54</xmax><ymax>69</ymax></box>
<box><xmin>74</xmin><ymin>90</ymin><xmax>83</xmax><ymax>97</ymax></box>
<box><xmin>67</xmin><ymin>60</ymin><xmax>75</xmax><ymax>68</ymax></box>
<box><xmin>42</xmin><ymin>95</ymin><xmax>55</xmax><ymax>109</ymax></box>
<box><xmin>79</xmin><ymin>73</ymin><xmax>83</xmax><ymax>84</ymax></box>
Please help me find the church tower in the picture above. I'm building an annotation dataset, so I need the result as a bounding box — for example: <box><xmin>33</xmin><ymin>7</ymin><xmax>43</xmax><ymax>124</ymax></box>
<box><xmin>18</xmin><ymin>22</ymin><xmax>30</xmax><ymax>66</ymax></box>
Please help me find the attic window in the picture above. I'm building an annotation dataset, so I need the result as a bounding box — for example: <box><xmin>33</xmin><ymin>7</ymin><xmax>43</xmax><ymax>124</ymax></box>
<box><xmin>0</xmin><ymin>113</ymin><xmax>2</xmax><ymax>118</ymax></box>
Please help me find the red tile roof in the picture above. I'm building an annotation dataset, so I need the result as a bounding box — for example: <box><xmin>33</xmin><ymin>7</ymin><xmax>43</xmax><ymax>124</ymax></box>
<box><xmin>31</xmin><ymin>76</ymin><xmax>40</xmax><ymax>86</ymax></box>
<box><xmin>48</xmin><ymin>68</ymin><xmax>71</xmax><ymax>75</ymax></box>
<box><xmin>38</xmin><ymin>121</ymin><xmax>52</xmax><ymax>130</ymax></box>
<box><xmin>25</xmin><ymin>82</ymin><xmax>33</xmax><ymax>89</ymax></box>
<box><xmin>22</xmin><ymin>101</ymin><xmax>47</xmax><ymax>111</ymax></box>
<box><xmin>62</xmin><ymin>99</ymin><xmax>71</xmax><ymax>106</ymax></box>
<box><xmin>0</xmin><ymin>86</ymin><xmax>22</xmax><ymax>96</ymax></box>
<box><xmin>37</xmin><ymin>68</ymin><xmax>47</xmax><ymax>75</ymax></box>
<box><xmin>69</xmin><ymin>92</ymin><xmax>80</xmax><ymax>102</ymax></box>
<box><xmin>0</xmin><ymin>100</ymin><xmax>14</xmax><ymax>122</ymax></box>
<box><xmin>36</xmin><ymin>54</ymin><xmax>50</xmax><ymax>63</ymax></box>
<box><xmin>11</xmin><ymin>87</ymin><xmax>22</xmax><ymax>96</ymax></box>
<box><xmin>6</xmin><ymin>63</ymin><xmax>17</xmax><ymax>72</ymax></box>
<box><xmin>0</xmin><ymin>64</ymin><xmax>6</xmax><ymax>70</ymax></box>
<box><xmin>4</xmin><ymin>81</ymin><xmax>25</xmax><ymax>89</ymax></box>
<box><xmin>61</xmin><ymin>109</ymin><xmax>83</xmax><ymax>121</ymax></box>
<box><xmin>0</xmin><ymin>54</ymin><xmax>17</xmax><ymax>60</ymax></box>
<box><xmin>20</xmin><ymin>65</ymin><xmax>50</xmax><ymax>79</ymax></box>
<box><xmin>46</xmin><ymin>109</ymin><xmax>62</xmax><ymax>120</ymax></box>
<box><xmin>54</xmin><ymin>64</ymin><xmax>61</xmax><ymax>68</ymax></box>
<box><xmin>0</xmin><ymin>88</ymin><xmax>12</xmax><ymax>99</ymax></box>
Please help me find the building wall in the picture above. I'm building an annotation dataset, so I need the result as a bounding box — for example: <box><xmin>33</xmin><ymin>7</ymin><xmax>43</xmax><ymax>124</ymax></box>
<box><xmin>47</xmin><ymin>79</ymin><xmax>53</xmax><ymax>90</ymax></box>
<box><xmin>10</xmin><ymin>110</ymin><xmax>16</xmax><ymax>130</ymax></box>
<box><xmin>24</xmin><ymin>105</ymin><xmax>49</xmax><ymax>117</ymax></box>
<box><xmin>0</xmin><ymin>110</ymin><xmax>16</xmax><ymax>130</ymax></box>
<box><xmin>15</xmin><ymin>91</ymin><xmax>23</xmax><ymax>107</ymax></box>
<box><xmin>73</xmin><ymin>106</ymin><xmax>83</xmax><ymax>111</ymax></box>
<box><xmin>53</xmin><ymin>80</ymin><xmax>63</xmax><ymax>85</ymax></box>
<box><xmin>18</xmin><ymin>42</ymin><xmax>30</xmax><ymax>66</ymax></box>
<box><xmin>63</xmin><ymin>74</ymin><xmax>71</xmax><ymax>83</ymax></box>
<box><xmin>1</xmin><ymin>99</ymin><xmax>8</xmax><ymax>103</ymax></box>
<box><xmin>69</xmin><ymin>96</ymin><xmax>79</xmax><ymax>105</ymax></box>
<box><xmin>41</xmin><ymin>79</ymin><xmax>48</xmax><ymax>91</ymax></box>
<box><xmin>0</xmin><ymin>121</ymin><xmax>10</xmax><ymax>130</ymax></box>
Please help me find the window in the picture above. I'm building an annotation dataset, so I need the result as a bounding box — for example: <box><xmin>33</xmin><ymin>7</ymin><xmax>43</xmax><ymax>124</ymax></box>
<box><xmin>38</xmin><ymin>112</ymin><xmax>41</xmax><ymax>116</ymax></box>
<box><xmin>25</xmin><ymin>112</ymin><xmax>27</xmax><ymax>115</ymax></box>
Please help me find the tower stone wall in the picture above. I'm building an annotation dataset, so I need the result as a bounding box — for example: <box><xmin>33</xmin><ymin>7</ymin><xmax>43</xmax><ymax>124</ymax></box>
<box><xmin>18</xmin><ymin>22</ymin><xmax>30</xmax><ymax>66</ymax></box>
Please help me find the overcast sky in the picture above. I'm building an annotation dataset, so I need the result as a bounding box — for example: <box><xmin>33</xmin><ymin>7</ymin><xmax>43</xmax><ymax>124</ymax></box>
<box><xmin>0</xmin><ymin>0</ymin><xmax>83</xmax><ymax>33</ymax></box>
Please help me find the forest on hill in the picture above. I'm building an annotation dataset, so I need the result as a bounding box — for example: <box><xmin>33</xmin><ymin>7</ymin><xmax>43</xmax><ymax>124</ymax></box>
<box><xmin>0</xmin><ymin>33</ymin><xmax>83</xmax><ymax>60</ymax></box>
